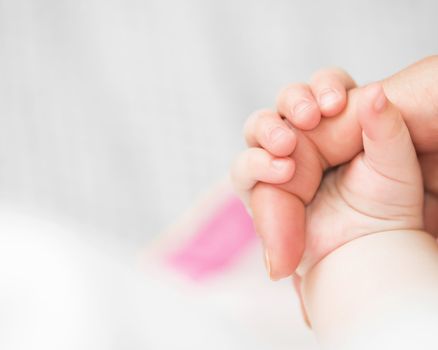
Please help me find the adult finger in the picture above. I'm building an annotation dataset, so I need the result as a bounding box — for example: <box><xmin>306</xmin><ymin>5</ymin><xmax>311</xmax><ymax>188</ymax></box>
<box><xmin>251</xmin><ymin>183</ymin><xmax>305</xmax><ymax>280</ymax></box>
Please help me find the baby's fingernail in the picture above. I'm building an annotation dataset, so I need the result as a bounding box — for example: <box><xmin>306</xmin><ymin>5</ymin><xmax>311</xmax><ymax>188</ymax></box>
<box><xmin>318</xmin><ymin>89</ymin><xmax>339</xmax><ymax>107</ymax></box>
<box><xmin>373</xmin><ymin>86</ymin><xmax>387</xmax><ymax>113</ymax></box>
<box><xmin>264</xmin><ymin>248</ymin><xmax>272</xmax><ymax>278</ymax></box>
<box><xmin>293</xmin><ymin>100</ymin><xmax>313</xmax><ymax>117</ymax></box>
<box><xmin>271</xmin><ymin>158</ymin><xmax>289</xmax><ymax>170</ymax></box>
<box><xmin>269</xmin><ymin>127</ymin><xmax>288</xmax><ymax>143</ymax></box>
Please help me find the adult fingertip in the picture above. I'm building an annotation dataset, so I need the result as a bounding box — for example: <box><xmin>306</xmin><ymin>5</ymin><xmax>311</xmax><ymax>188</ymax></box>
<box><xmin>268</xmin><ymin>259</ymin><xmax>295</xmax><ymax>281</ymax></box>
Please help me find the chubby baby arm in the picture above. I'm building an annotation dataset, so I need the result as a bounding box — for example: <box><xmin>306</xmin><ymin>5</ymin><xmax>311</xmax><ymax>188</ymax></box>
<box><xmin>303</xmin><ymin>230</ymin><xmax>438</xmax><ymax>349</ymax></box>
<box><xmin>300</xmin><ymin>85</ymin><xmax>438</xmax><ymax>349</ymax></box>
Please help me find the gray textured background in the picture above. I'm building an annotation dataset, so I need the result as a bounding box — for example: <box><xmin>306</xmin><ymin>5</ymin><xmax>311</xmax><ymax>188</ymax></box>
<box><xmin>1</xmin><ymin>0</ymin><xmax>437</xmax><ymax>248</ymax></box>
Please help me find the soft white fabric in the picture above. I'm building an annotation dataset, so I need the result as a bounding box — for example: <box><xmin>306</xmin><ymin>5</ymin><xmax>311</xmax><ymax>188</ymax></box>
<box><xmin>0</xmin><ymin>207</ymin><xmax>318</xmax><ymax>350</ymax></box>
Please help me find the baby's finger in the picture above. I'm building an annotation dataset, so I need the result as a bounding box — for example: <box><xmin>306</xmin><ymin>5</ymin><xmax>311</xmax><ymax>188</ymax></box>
<box><xmin>358</xmin><ymin>83</ymin><xmax>421</xmax><ymax>184</ymax></box>
<box><xmin>276</xmin><ymin>83</ymin><xmax>321</xmax><ymax>131</ymax></box>
<box><xmin>310</xmin><ymin>67</ymin><xmax>356</xmax><ymax>117</ymax></box>
<box><xmin>230</xmin><ymin>148</ymin><xmax>295</xmax><ymax>205</ymax></box>
<box><xmin>243</xmin><ymin>109</ymin><xmax>297</xmax><ymax>157</ymax></box>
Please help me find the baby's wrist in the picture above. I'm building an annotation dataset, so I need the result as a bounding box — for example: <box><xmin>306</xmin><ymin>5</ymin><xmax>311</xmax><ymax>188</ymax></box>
<box><xmin>300</xmin><ymin>229</ymin><xmax>438</xmax><ymax>347</ymax></box>
<box><xmin>313</xmin><ymin>228</ymin><xmax>431</xmax><ymax>270</ymax></box>
<box><xmin>298</xmin><ymin>228</ymin><xmax>429</xmax><ymax>276</ymax></box>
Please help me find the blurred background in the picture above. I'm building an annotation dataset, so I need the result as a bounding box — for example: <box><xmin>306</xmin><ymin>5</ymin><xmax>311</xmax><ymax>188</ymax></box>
<box><xmin>0</xmin><ymin>0</ymin><xmax>437</xmax><ymax>349</ymax></box>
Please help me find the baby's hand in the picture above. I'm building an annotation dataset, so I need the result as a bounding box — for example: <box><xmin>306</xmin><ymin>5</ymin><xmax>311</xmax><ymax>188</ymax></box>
<box><xmin>232</xmin><ymin>69</ymin><xmax>362</xmax><ymax>279</ymax></box>
<box><xmin>231</xmin><ymin>81</ymin><xmax>424</xmax><ymax>279</ymax></box>
<box><xmin>232</xmin><ymin>58</ymin><xmax>438</xmax><ymax>280</ymax></box>
<box><xmin>298</xmin><ymin>83</ymin><xmax>423</xmax><ymax>273</ymax></box>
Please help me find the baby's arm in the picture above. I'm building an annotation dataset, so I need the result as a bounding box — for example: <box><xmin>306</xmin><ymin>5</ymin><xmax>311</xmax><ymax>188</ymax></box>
<box><xmin>302</xmin><ymin>230</ymin><xmax>438</xmax><ymax>349</ymax></box>
<box><xmin>300</xmin><ymin>85</ymin><xmax>438</xmax><ymax>349</ymax></box>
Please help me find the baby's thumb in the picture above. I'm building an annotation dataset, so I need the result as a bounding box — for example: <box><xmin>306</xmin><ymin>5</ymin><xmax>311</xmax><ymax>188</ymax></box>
<box><xmin>357</xmin><ymin>83</ymin><xmax>419</xmax><ymax>182</ymax></box>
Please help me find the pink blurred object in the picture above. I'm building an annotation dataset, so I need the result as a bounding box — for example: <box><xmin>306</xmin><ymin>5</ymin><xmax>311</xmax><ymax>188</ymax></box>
<box><xmin>166</xmin><ymin>195</ymin><xmax>256</xmax><ymax>280</ymax></box>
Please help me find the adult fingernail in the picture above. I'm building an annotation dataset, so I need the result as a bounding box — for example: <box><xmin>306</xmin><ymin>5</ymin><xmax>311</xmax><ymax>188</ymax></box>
<box><xmin>318</xmin><ymin>89</ymin><xmax>339</xmax><ymax>107</ymax></box>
